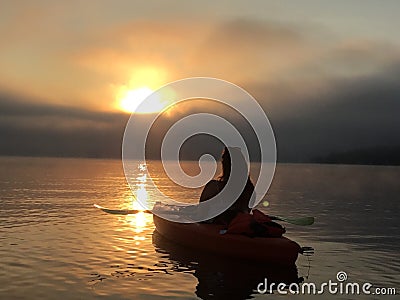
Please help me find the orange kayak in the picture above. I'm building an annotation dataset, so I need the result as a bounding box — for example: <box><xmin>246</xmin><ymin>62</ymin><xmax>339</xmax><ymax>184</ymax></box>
<box><xmin>153</xmin><ymin>214</ymin><xmax>301</xmax><ymax>266</ymax></box>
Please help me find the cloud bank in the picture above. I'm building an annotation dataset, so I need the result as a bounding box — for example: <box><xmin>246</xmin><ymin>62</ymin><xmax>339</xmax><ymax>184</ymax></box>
<box><xmin>1</xmin><ymin>61</ymin><xmax>399</xmax><ymax>162</ymax></box>
<box><xmin>1</xmin><ymin>10</ymin><xmax>400</xmax><ymax>162</ymax></box>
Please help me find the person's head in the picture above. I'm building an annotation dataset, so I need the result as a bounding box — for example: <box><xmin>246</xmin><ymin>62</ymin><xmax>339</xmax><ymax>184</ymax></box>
<box><xmin>220</xmin><ymin>146</ymin><xmax>231</xmax><ymax>181</ymax></box>
<box><xmin>220</xmin><ymin>146</ymin><xmax>251</xmax><ymax>182</ymax></box>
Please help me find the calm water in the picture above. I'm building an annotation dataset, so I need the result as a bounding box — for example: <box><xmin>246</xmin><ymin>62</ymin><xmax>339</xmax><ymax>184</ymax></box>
<box><xmin>0</xmin><ymin>157</ymin><xmax>399</xmax><ymax>299</ymax></box>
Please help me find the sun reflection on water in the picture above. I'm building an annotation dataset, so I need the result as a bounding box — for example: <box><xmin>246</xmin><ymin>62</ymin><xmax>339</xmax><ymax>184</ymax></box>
<box><xmin>125</xmin><ymin>163</ymin><xmax>151</xmax><ymax>237</ymax></box>
<box><xmin>127</xmin><ymin>211</ymin><xmax>147</xmax><ymax>234</ymax></box>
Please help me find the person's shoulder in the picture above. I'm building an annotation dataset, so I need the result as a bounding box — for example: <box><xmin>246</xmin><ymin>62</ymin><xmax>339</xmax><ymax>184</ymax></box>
<box><xmin>205</xmin><ymin>179</ymin><xmax>219</xmax><ymax>187</ymax></box>
<box><xmin>243</xmin><ymin>176</ymin><xmax>253</xmax><ymax>186</ymax></box>
<box><xmin>200</xmin><ymin>179</ymin><xmax>222</xmax><ymax>202</ymax></box>
<box><xmin>204</xmin><ymin>179</ymin><xmax>225</xmax><ymax>190</ymax></box>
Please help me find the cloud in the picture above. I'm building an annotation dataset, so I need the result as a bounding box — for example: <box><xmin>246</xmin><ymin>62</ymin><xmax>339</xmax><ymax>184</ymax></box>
<box><xmin>140</xmin><ymin>62</ymin><xmax>400</xmax><ymax>162</ymax></box>
<box><xmin>1</xmin><ymin>59</ymin><xmax>399</xmax><ymax>162</ymax></box>
<box><xmin>2</xmin><ymin>6</ymin><xmax>400</xmax><ymax>113</ymax></box>
<box><xmin>269</xmin><ymin>62</ymin><xmax>400</xmax><ymax>161</ymax></box>
<box><xmin>0</xmin><ymin>91</ymin><xmax>128</xmax><ymax>158</ymax></box>
<box><xmin>71</xmin><ymin>17</ymin><xmax>400</xmax><ymax>111</ymax></box>
<box><xmin>1</xmin><ymin>12</ymin><xmax>400</xmax><ymax>161</ymax></box>
<box><xmin>74</xmin><ymin>18</ymin><xmax>313</xmax><ymax>85</ymax></box>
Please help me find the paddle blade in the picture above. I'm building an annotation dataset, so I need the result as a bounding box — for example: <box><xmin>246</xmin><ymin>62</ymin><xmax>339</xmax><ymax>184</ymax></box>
<box><xmin>271</xmin><ymin>215</ymin><xmax>315</xmax><ymax>226</ymax></box>
<box><xmin>280</xmin><ymin>216</ymin><xmax>315</xmax><ymax>226</ymax></box>
<box><xmin>93</xmin><ymin>204</ymin><xmax>143</xmax><ymax>215</ymax></box>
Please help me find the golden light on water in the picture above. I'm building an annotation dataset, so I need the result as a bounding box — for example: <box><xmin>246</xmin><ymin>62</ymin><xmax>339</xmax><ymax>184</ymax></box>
<box><xmin>126</xmin><ymin>163</ymin><xmax>151</xmax><ymax>234</ymax></box>
<box><xmin>129</xmin><ymin>186</ymin><xmax>150</xmax><ymax>234</ymax></box>
<box><xmin>129</xmin><ymin>211</ymin><xmax>147</xmax><ymax>234</ymax></box>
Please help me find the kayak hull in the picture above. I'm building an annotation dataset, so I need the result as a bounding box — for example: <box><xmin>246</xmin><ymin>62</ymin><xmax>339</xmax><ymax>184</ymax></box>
<box><xmin>153</xmin><ymin>214</ymin><xmax>301</xmax><ymax>266</ymax></box>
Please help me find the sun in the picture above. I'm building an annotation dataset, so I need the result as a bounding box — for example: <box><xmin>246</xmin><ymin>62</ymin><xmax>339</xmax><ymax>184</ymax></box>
<box><xmin>120</xmin><ymin>87</ymin><xmax>153</xmax><ymax>113</ymax></box>
<box><xmin>115</xmin><ymin>67</ymin><xmax>173</xmax><ymax>114</ymax></box>
<box><xmin>119</xmin><ymin>87</ymin><xmax>174</xmax><ymax>114</ymax></box>
<box><xmin>118</xmin><ymin>86</ymin><xmax>176</xmax><ymax>114</ymax></box>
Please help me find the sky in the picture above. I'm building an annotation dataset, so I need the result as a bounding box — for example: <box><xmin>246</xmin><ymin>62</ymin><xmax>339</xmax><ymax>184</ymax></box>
<box><xmin>1</xmin><ymin>1</ymin><xmax>400</xmax><ymax>161</ymax></box>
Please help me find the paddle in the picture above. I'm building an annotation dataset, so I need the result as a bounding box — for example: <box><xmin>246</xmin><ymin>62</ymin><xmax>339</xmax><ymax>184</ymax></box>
<box><xmin>93</xmin><ymin>204</ymin><xmax>151</xmax><ymax>215</ymax></box>
<box><xmin>270</xmin><ymin>215</ymin><xmax>315</xmax><ymax>226</ymax></box>
<box><xmin>93</xmin><ymin>204</ymin><xmax>315</xmax><ymax>226</ymax></box>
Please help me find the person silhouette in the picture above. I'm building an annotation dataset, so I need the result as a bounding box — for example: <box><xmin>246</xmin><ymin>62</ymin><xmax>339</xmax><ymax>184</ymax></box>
<box><xmin>199</xmin><ymin>147</ymin><xmax>254</xmax><ymax>225</ymax></box>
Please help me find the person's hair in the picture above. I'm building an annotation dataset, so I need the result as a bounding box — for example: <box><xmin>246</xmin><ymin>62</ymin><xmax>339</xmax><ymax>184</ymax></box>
<box><xmin>219</xmin><ymin>147</ymin><xmax>231</xmax><ymax>182</ymax></box>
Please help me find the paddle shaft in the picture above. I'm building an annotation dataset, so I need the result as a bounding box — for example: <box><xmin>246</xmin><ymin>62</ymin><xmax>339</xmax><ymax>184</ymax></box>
<box><xmin>94</xmin><ymin>204</ymin><xmax>314</xmax><ymax>226</ymax></box>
